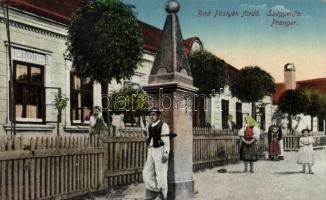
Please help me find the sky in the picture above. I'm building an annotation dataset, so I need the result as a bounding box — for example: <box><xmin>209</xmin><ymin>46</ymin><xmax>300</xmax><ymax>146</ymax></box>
<box><xmin>122</xmin><ymin>0</ymin><xmax>326</xmax><ymax>83</ymax></box>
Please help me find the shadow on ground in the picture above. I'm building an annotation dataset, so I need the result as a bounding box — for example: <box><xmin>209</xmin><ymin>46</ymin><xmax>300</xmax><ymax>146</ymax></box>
<box><xmin>226</xmin><ymin>170</ymin><xmax>244</xmax><ymax>174</ymax></box>
<box><xmin>274</xmin><ymin>171</ymin><xmax>304</xmax><ymax>175</ymax></box>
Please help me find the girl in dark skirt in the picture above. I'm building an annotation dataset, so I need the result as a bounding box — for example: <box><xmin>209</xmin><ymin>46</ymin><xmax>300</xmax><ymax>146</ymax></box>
<box><xmin>239</xmin><ymin>116</ymin><xmax>260</xmax><ymax>173</ymax></box>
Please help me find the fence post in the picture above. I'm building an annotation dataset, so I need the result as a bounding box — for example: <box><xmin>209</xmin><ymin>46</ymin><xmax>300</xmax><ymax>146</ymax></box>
<box><xmin>102</xmin><ymin>136</ymin><xmax>109</xmax><ymax>189</ymax></box>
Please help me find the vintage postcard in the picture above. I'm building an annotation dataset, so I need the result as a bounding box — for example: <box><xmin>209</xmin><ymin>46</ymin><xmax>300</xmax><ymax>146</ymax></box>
<box><xmin>0</xmin><ymin>0</ymin><xmax>325</xmax><ymax>199</ymax></box>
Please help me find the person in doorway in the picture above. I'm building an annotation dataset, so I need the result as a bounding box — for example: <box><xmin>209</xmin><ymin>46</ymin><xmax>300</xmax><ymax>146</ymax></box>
<box><xmin>268</xmin><ymin>125</ymin><xmax>282</xmax><ymax>160</ymax></box>
<box><xmin>142</xmin><ymin>108</ymin><xmax>170</xmax><ymax>200</ymax></box>
<box><xmin>238</xmin><ymin>116</ymin><xmax>260</xmax><ymax>173</ymax></box>
<box><xmin>223</xmin><ymin>114</ymin><xmax>236</xmax><ymax>131</ymax></box>
<box><xmin>89</xmin><ymin>106</ymin><xmax>107</xmax><ymax>136</ymax></box>
<box><xmin>297</xmin><ymin>129</ymin><xmax>315</xmax><ymax>174</ymax></box>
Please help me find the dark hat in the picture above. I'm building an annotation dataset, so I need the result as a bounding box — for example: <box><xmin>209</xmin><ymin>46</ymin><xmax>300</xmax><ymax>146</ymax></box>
<box><xmin>149</xmin><ymin>107</ymin><xmax>161</xmax><ymax>115</ymax></box>
<box><xmin>93</xmin><ymin>106</ymin><xmax>102</xmax><ymax>111</ymax></box>
<box><xmin>269</xmin><ymin>125</ymin><xmax>279</xmax><ymax>130</ymax></box>
<box><xmin>301</xmin><ymin>129</ymin><xmax>310</xmax><ymax>134</ymax></box>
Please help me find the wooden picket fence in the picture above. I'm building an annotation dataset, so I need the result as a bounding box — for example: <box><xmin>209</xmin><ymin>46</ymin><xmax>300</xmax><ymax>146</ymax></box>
<box><xmin>0</xmin><ymin>135</ymin><xmax>105</xmax><ymax>200</ymax></box>
<box><xmin>283</xmin><ymin>135</ymin><xmax>300</xmax><ymax>151</ymax></box>
<box><xmin>0</xmin><ymin>127</ymin><xmax>243</xmax><ymax>199</ymax></box>
<box><xmin>283</xmin><ymin>135</ymin><xmax>326</xmax><ymax>151</ymax></box>
<box><xmin>102</xmin><ymin>127</ymin><xmax>147</xmax><ymax>187</ymax></box>
<box><xmin>193</xmin><ymin>127</ymin><xmax>239</xmax><ymax>136</ymax></box>
<box><xmin>193</xmin><ymin>127</ymin><xmax>240</xmax><ymax>171</ymax></box>
<box><xmin>313</xmin><ymin>135</ymin><xmax>326</xmax><ymax>148</ymax></box>
<box><xmin>101</xmin><ymin>127</ymin><xmax>241</xmax><ymax>186</ymax></box>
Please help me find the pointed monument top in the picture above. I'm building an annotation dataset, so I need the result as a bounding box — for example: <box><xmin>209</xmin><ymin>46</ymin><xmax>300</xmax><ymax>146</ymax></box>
<box><xmin>148</xmin><ymin>0</ymin><xmax>193</xmax><ymax>85</ymax></box>
<box><xmin>166</xmin><ymin>0</ymin><xmax>180</xmax><ymax>14</ymax></box>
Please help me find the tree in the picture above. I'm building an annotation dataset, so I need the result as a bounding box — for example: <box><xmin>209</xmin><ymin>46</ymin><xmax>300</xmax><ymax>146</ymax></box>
<box><xmin>110</xmin><ymin>86</ymin><xmax>149</xmax><ymax>127</ymax></box>
<box><xmin>278</xmin><ymin>89</ymin><xmax>309</xmax><ymax>134</ymax></box>
<box><xmin>272</xmin><ymin>108</ymin><xmax>287</xmax><ymax>128</ymax></box>
<box><xmin>189</xmin><ymin>50</ymin><xmax>228</xmax><ymax>126</ymax></box>
<box><xmin>305</xmin><ymin>90</ymin><xmax>326</xmax><ymax>131</ymax></box>
<box><xmin>229</xmin><ymin>66</ymin><xmax>276</xmax><ymax>117</ymax></box>
<box><xmin>189</xmin><ymin>50</ymin><xmax>228</xmax><ymax>96</ymax></box>
<box><xmin>66</xmin><ymin>0</ymin><xmax>143</xmax><ymax>130</ymax></box>
<box><xmin>53</xmin><ymin>93</ymin><xmax>69</xmax><ymax>136</ymax></box>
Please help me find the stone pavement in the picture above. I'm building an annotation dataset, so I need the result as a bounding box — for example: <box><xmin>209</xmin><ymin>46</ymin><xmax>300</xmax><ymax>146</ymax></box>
<box><xmin>90</xmin><ymin>149</ymin><xmax>326</xmax><ymax>200</ymax></box>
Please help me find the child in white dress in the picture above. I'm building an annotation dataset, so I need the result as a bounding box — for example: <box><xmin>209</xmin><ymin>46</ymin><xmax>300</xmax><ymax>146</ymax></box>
<box><xmin>297</xmin><ymin>129</ymin><xmax>315</xmax><ymax>174</ymax></box>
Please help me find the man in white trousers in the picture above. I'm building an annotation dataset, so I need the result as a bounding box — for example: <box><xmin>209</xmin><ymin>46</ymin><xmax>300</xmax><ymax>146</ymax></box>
<box><xmin>142</xmin><ymin>109</ymin><xmax>170</xmax><ymax>200</ymax></box>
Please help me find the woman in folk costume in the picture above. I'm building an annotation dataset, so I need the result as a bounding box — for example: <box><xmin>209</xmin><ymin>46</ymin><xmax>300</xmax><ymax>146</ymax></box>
<box><xmin>268</xmin><ymin>125</ymin><xmax>282</xmax><ymax>160</ymax></box>
<box><xmin>89</xmin><ymin>106</ymin><xmax>108</xmax><ymax>136</ymax></box>
<box><xmin>238</xmin><ymin>116</ymin><xmax>260</xmax><ymax>173</ymax></box>
<box><xmin>297</xmin><ymin>129</ymin><xmax>315</xmax><ymax>174</ymax></box>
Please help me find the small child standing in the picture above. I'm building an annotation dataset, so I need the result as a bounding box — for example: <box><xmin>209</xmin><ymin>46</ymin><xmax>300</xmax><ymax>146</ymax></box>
<box><xmin>297</xmin><ymin>129</ymin><xmax>315</xmax><ymax>174</ymax></box>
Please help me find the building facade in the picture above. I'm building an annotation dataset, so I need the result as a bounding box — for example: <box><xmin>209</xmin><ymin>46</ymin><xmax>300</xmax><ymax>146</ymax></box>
<box><xmin>204</xmin><ymin>87</ymin><xmax>273</xmax><ymax>130</ymax></box>
<box><xmin>0</xmin><ymin>1</ymin><xmax>273</xmax><ymax>137</ymax></box>
<box><xmin>0</xmin><ymin>1</ymin><xmax>200</xmax><ymax>136</ymax></box>
<box><xmin>272</xmin><ymin>64</ymin><xmax>326</xmax><ymax>134</ymax></box>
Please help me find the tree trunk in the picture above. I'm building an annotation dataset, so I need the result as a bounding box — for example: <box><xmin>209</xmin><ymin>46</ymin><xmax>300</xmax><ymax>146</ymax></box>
<box><xmin>57</xmin><ymin>114</ymin><xmax>60</xmax><ymax>136</ymax></box>
<box><xmin>288</xmin><ymin>114</ymin><xmax>292</xmax><ymax>135</ymax></box>
<box><xmin>101</xmin><ymin>80</ymin><xmax>110</xmax><ymax>134</ymax></box>
<box><xmin>56</xmin><ymin>109</ymin><xmax>62</xmax><ymax>136</ymax></box>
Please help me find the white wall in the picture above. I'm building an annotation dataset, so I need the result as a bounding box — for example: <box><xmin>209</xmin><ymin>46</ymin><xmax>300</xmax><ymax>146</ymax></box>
<box><xmin>0</xmin><ymin>8</ymin><xmax>67</xmax><ymax>135</ymax></box>
<box><xmin>271</xmin><ymin>105</ymin><xmax>325</xmax><ymax>135</ymax></box>
<box><xmin>0</xmin><ymin>7</ymin><xmax>155</xmax><ymax>135</ymax></box>
<box><xmin>204</xmin><ymin>86</ymin><xmax>272</xmax><ymax>130</ymax></box>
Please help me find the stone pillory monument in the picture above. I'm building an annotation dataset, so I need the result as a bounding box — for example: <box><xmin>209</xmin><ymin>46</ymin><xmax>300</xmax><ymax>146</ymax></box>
<box><xmin>143</xmin><ymin>0</ymin><xmax>198</xmax><ymax>199</ymax></box>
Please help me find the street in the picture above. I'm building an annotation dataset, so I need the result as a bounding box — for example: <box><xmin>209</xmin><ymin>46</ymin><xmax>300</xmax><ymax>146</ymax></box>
<box><xmin>93</xmin><ymin>148</ymin><xmax>326</xmax><ymax>200</ymax></box>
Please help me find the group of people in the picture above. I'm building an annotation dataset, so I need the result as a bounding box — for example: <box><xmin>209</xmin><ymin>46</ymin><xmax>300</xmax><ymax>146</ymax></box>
<box><xmin>89</xmin><ymin>106</ymin><xmax>315</xmax><ymax>200</ymax></box>
<box><xmin>238</xmin><ymin>115</ymin><xmax>315</xmax><ymax>174</ymax></box>
<box><xmin>238</xmin><ymin>116</ymin><xmax>283</xmax><ymax>173</ymax></box>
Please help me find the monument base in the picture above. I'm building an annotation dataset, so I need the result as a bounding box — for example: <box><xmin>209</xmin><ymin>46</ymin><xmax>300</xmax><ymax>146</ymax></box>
<box><xmin>167</xmin><ymin>180</ymin><xmax>194</xmax><ymax>200</ymax></box>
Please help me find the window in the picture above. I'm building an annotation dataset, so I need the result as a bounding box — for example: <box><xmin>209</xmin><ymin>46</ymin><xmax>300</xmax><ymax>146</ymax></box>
<box><xmin>236</xmin><ymin>102</ymin><xmax>242</xmax><ymax>129</ymax></box>
<box><xmin>14</xmin><ymin>61</ymin><xmax>45</xmax><ymax>122</ymax></box>
<box><xmin>70</xmin><ymin>72</ymin><xmax>93</xmax><ymax>124</ymax></box>
<box><xmin>221</xmin><ymin>99</ymin><xmax>229</xmax><ymax>129</ymax></box>
<box><xmin>318</xmin><ymin>117</ymin><xmax>324</xmax><ymax>132</ymax></box>
<box><xmin>258</xmin><ymin>107</ymin><xmax>266</xmax><ymax>130</ymax></box>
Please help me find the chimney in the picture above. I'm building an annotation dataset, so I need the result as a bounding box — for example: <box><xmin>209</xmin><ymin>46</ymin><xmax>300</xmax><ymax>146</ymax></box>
<box><xmin>284</xmin><ymin>63</ymin><xmax>296</xmax><ymax>90</ymax></box>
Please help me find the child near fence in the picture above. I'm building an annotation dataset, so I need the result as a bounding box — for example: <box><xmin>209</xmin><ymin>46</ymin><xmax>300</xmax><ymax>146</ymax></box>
<box><xmin>297</xmin><ymin>129</ymin><xmax>315</xmax><ymax>174</ymax></box>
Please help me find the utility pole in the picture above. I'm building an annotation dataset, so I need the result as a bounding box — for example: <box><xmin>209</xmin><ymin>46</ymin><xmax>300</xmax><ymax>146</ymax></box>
<box><xmin>1</xmin><ymin>2</ymin><xmax>16</xmax><ymax>137</ymax></box>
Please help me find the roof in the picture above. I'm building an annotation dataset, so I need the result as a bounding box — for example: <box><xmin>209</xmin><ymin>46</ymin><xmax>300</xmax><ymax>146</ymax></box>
<box><xmin>297</xmin><ymin>78</ymin><xmax>326</xmax><ymax>93</ymax></box>
<box><xmin>226</xmin><ymin>64</ymin><xmax>239</xmax><ymax>80</ymax></box>
<box><xmin>272</xmin><ymin>78</ymin><xmax>326</xmax><ymax>104</ymax></box>
<box><xmin>272</xmin><ymin>83</ymin><xmax>285</xmax><ymax>105</ymax></box>
<box><xmin>138</xmin><ymin>21</ymin><xmax>162</xmax><ymax>54</ymax></box>
<box><xmin>139</xmin><ymin>25</ymin><xmax>205</xmax><ymax>56</ymax></box>
<box><xmin>4</xmin><ymin>0</ymin><xmax>181</xmax><ymax>54</ymax></box>
<box><xmin>4</xmin><ymin>0</ymin><xmax>80</xmax><ymax>23</ymax></box>
<box><xmin>5</xmin><ymin>0</ymin><xmax>239</xmax><ymax>74</ymax></box>
<box><xmin>183</xmin><ymin>37</ymin><xmax>201</xmax><ymax>55</ymax></box>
